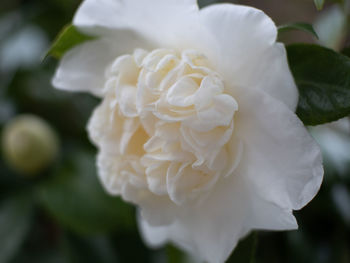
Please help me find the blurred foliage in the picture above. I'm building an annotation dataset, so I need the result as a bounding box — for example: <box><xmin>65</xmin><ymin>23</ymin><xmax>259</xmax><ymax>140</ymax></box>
<box><xmin>0</xmin><ymin>194</ymin><xmax>34</xmax><ymax>263</ymax></box>
<box><xmin>314</xmin><ymin>0</ymin><xmax>325</xmax><ymax>11</ymax></box>
<box><xmin>37</xmin><ymin>150</ymin><xmax>135</xmax><ymax>235</ymax></box>
<box><xmin>0</xmin><ymin>0</ymin><xmax>350</xmax><ymax>263</ymax></box>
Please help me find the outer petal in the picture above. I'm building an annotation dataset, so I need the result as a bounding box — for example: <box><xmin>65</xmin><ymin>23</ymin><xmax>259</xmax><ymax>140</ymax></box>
<box><xmin>138</xmin><ymin>173</ymin><xmax>251</xmax><ymax>263</ymax></box>
<box><xmin>52</xmin><ymin>31</ymin><xmax>150</xmax><ymax>96</ymax></box>
<box><xmin>236</xmin><ymin>89</ymin><xmax>323</xmax><ymax>211</ymax></box>
<box><xmin>199</xmin><ymin>4</ymin><xmax>298</xmax><ymax>110</ymax></box>
<box><xmin>73</xmin><ymin>0</ymin><xmax>215</xmax><ymax>55</ymax></box>
<box><xmin>74</xmin><ymin>0</ymin><xmax>197</xmax><ymax>29</ymax></box>
<box><xmin>138</xmin><ymin>169</ymin><xmax>298</xmax><ymax>263</ymax></box>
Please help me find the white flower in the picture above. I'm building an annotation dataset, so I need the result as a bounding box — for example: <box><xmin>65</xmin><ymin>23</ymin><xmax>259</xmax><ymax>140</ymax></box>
<box><xmin>52</xmin><ymin>1</ymin><xmax>324</xmax><ymax>262</ymax></box>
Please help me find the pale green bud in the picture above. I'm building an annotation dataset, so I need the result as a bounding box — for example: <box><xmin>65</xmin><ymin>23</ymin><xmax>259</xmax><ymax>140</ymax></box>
<box><xmin>2</xmin><ymin>115</ymin><xmax>59</xmax><ymax>176</ymax></box>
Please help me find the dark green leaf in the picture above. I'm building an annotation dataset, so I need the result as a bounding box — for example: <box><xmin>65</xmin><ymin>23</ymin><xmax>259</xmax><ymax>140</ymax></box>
<box><xmin>0</xmin><ymin>159</ymin><xmax>31</xmax><ymax>200</ymax></box>
<box><xmin>10</xmin><ymin>249</ymin><xmax>66</xmax><ymax>263</ymax></box>
<box><xmin>278</xmin><ymin>22</ymin><xmax>318</xmax><ymax>39</ymax></box>
<box><xmin>46</xmin><ymin>25</ymin><xmax>95</xmax><ymax>60</ymax></box>
<box><xmin>0</xmin><ymin>195</ymin><xmax>34</xmax><ymax>263</ymax></box>
<box><xmin>287</xmin><ymin>44</ymin><xmax>350</xmax><ymax>125</ymax></box>
<box><xmin>61</xmin><ymin>232</ymin><xmax>118</xmax><ymax>263</ymax></box>
<box><xmin>37</xmin><ymin>150</ymin><xmax>134</xmax><ymax>235</ymax></box>
<box><xmin>166</xmin><ymin>245</ymin><xmax>185</xmax><ymax>263</ymax></box>
<box><xmin>0</xmin><ymin>98</ymin><xmax>15</xmax><ymax>127</ymax></box>
<box><xmin>314</xmin><ymin>0</ymin><xmax>325</xmax><ymax>10</ymax></box>
<box><xmin>227</xmin><ymin>232</ymin><xmax>258</xmax><ymax>263</ymax></box>
<box><xmin>287</xmin><ymin>231</ymin><xmax>314</xmax><ymax>263</ymax></box>
<box><xmin>342</xmin><ymin>46</ymin><xmax>350</xmax><ymax>57</ymax></box>
<box><xmin>198</xmin><ymin>0</ymin><xmax>218</xmax><ymax>8</ymax></box>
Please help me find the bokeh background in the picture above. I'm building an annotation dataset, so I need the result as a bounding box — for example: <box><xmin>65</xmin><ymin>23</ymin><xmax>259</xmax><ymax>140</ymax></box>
<box><xmin>0</xmin><ymin>0</ymin><xmax>349</xmax><ymax>262</ymax></box>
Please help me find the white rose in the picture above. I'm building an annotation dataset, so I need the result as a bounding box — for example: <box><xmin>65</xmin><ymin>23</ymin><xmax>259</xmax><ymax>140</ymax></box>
<box><xmin>52</xmin><ymin>1</ymin><xmax>324</xmax><ymax>262</ymax></box>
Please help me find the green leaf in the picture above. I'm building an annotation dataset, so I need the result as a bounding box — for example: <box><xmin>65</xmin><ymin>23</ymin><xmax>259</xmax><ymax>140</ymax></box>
<box><xmin>314</xmin><ymin>0</ymin><xmax>325</xmax><ymax>10</ymax></box>
<box><xmin>227</xmin><ymin>232</ymin><xmax>258</xmax><ymax>263</ymax></box>
<box><xmin>198</xmin><ymin>0</ymin><xmax>218</xmax><ymax>8</ymax></box>
<box><xmin>46</xmin><ymin>25</ymin><xmax>95</xmax><ymax>59</ymax></box>
<box><xmin>287</xmin><ymin>44</ymin><xmax>350</xmax><ymax>125</ymax></box>
<box><xmin>0</xmin><ymin>195</ymin><xmax>34</xmax><ymax>263</ymax></box>
<box><xmin>278</xmin><ymin>22</ymin><xmax>318</xmax><ymax>39</ymax></box>
<box><xmin>166</xmin><ymin>245</ymin><xmax>185</xmax><ymax>263</ymax></box>
<box><xmin>342</xmin><ymin>46</ymin><xmax>350</xmax><ymax>57</ymax></box>
<box><xmin>61</xmin><ymin>232</ymin><xmax>118</xmax><ymax>263</ymax></box>
<box><xmin>0</xmin><ymin>160</ymin><xmax>30</xmax><ymax>200</ymax></box>
<box><xmin>37</xmin><ymin>150</ymin><xmax>134</xmax><ymax>235</ymax></box>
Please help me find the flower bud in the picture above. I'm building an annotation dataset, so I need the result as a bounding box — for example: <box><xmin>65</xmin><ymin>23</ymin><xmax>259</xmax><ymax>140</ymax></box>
<box><xmin>1</xmin><ymin>115</ymin><xmax>59</xmax><ymax>176</ymax></box>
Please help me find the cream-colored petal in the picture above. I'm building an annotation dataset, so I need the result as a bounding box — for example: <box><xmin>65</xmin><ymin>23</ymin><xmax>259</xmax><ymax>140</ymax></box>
<box><xmin>52</xmin><ymin>32</ymin><xmax>150</xmax><ymax>97</ymax></box>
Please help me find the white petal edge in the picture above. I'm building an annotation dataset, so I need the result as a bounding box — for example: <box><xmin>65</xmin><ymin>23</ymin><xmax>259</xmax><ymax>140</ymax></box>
<box><xmin>52</xmin><ymin>30</ymin><xmax>150</xmax><ymax>97</ymax></box>
<box><xmin>138</xmin><ymin>167</ymin><xmax>299</xmax><ymax>263</ymax></box>
<box><xmin>73</xmin><ymin>0</ymin><xmax>215</xmax><ymax>56</ymax></box>
<box><xmin>74</xmin><ymin>0</ymin><xmax>197</xmax><ymax>28</ymax></box>
<box><xmin>236</xmin><ymin>89</ymin><xmax>323</xmax><ymax>211</ymax></box>
<box><xmin>199</xmin><ymin>4</ymin><xmax>298</xmax><ymax>111</ymax></box>
<box><xmin>138</xmin><ymin>173</ymin><xmax>251</xmax><ymax>263</ymax></box>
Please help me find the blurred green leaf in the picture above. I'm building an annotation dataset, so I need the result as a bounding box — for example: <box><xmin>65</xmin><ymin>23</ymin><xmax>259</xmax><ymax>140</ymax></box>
<box><xmin>198</xmin><ymin>0</ymin><xmax>218</xmax><ymax>8</ymax></box>
<box><xmin>342</xmin><ymin>46</ymin><xmax>350</xmax><ymax>57</ymax></box>
<box><xmin>0</xmin><ymin>98</ymin><xmax>15</xmax><ymax>126</ymax></box>
<box><xmin>287</xmin><ymin>231</ymin><xmax>314</xmax><ymax>263</ymax></box>
<box><xmin>314</xmin><ymin>0</ymin><xmax>325</xmax><ymax>10</ymax></box>
<box><xmin>37</xmin><ymin>150</ymin><xmax>134</xmax><ymax>235</ymax></box>
<box><xmin>278</xmin><ymin>22</ymin><xmax>318</xmax><ymax>39</ymax></box>
<box><xmin>46</xmin><ymin>25</ymin><xmax>95</xmax><ymax>60</ymax></box>
<box><xmin>7</xmin><ymin>69</ymin><xmax>99</xmax><ymax>142</ymax></box>
<box><xmin>227</xmin><ymin>232</ymin><xmax>258</xmax><ymax>263</ymax></box>
<box><xmin>287</xmin><ymin>44</ymin><xmax>350</xmax><ymax>125</ymax></box>
<box><xmin>0</xmin><ymin>163</ymin><xmax>30</xmax><ymax>200</ymax></box>
<box><xmin>61</xmin><ymin>232</ymin><xmax>119</xmax><ymax>263</ymax></box>
<box><xmin>10</xmin><ymin>248</ymin><xmax>66</xmax><ymax>263</ymax></box>
<box><xmin>166</xmin><ymin>245</ymin><xmax>185</xmax><ymax>263</ymax></box>
<box><xmin>0</xmin><ymin>194</ymin><xmax>34</xmax><ymax>263</ymax></box>
<box><xmin>11</xmin><ymin>253</ymin><xmax>67</xmax><ymax>263</ymax></box>
<box><xmin>331</xmin><ymin>184</ymin><xmax>350</xmax><ymax>225</ymax></box>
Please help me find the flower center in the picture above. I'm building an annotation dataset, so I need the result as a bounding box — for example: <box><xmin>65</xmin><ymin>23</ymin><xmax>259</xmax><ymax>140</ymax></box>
<box><xmin>89</xmin><ymin>48</ymin><xmax>241</xmax><ymax>205</ymax></box>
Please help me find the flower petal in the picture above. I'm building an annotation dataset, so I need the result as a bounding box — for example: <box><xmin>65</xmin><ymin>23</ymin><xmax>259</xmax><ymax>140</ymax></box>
<box><xmin>138</xmin><ymin>162</ymin><xmax>299</xmax><ymax>263</ymax></box>
<box><xmin>73</xmin><ymin>0</ymin><xmax>213</xmax><ymax>53</ymax></box>
<box><xmin>138</xmin><ymin>173</ymin><xmax>251</xmax><ymax>263</ymax></box>
<box><xmin>199</xmin><ymin>4</ymin><xmax>298</xmax><ymax>110</ymax></box>
<box><xmin>236</xmin><ymin>89</ymin><xmax>323</xmax><ymax>211</ymax></box>
<box><xmin>52</xmin><ymin>31</ymin><xmax>150</xmax><ymax>96</ymax></box>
